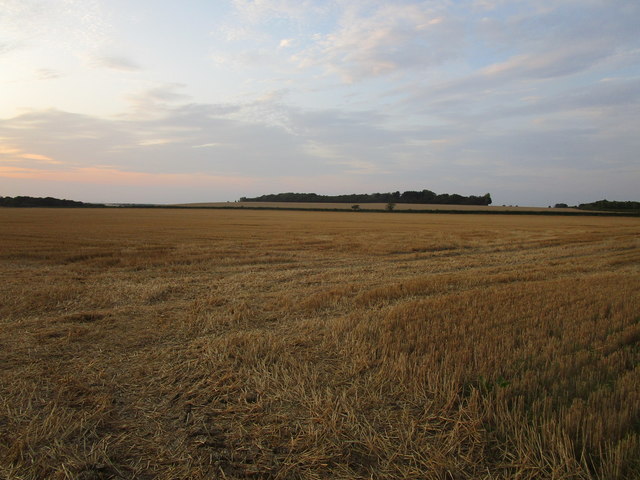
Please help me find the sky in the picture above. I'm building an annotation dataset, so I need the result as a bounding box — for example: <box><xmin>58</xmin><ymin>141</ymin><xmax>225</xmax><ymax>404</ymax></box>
<box><xmin>1</xmin><ymin>0</ymin><xmax>639</xmax><ymax>206</ymax></box>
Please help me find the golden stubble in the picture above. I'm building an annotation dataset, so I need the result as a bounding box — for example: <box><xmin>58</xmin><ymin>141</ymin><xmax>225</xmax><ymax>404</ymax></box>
<box><xmin>0</xmin><ymin>208</ymin><xmax>639</xmax><ymax>479</ymax></box>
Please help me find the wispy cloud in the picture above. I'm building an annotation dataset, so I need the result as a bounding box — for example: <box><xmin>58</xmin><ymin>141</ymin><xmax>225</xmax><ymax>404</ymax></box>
<box><xmin>231</xmin><ymin>0</ymin><xmax>326</xmax><ymax>24</ymax></box>
<box><xmin>0</xmin><ymin>164</ymin><xmax>256</xmax><ymax>187</ymax></box>
<box><xmin>0</xmin><ymin>41</ymin><xmax>20</xmax><ymax>56</ymax></box>
<box><xmin>125</xmin><ymin>84</ymin><xmax>193</xmax><ymax>115</ymax></box>
<box><xmin>0</xmin><ymin>144</ymin><xmax>64</xmax><ymax>165</ymax></box>
<box><xmin>480</xmin><ymin>43</ymin><xmax>613</xmax><ymax>80</ymax></box>
<box><xmin>192</xmin><ymin>143</ymin><xmax>226</xmax><ymax>148</ymax></box>
<box><xmin>19</xmin><ymin>153</ymin><xmax>63</xmax><ymax>164</ymax></box>
<box><xmin>93</xmin><ymin>55</ymin><xmax>142</xmax><ymax>72</ymax></box>
<box><xmin>292</xmin><ymin>3</ymin><xmax>461</xmax><ymax>81</ymax></box>
<box><xmin>0</xmin><ymin>0</ymin><xmax>109</xmax><ymax>52</ymax></box>
<box><xmin>35</xmin><ymin>68</ymin><xmax>61</xmax><ymax>80</ymax></box>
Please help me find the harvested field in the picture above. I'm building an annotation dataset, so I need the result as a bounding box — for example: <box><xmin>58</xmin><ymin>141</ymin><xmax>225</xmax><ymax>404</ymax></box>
<box><xmin>174</xmin><ymin>201</ymin><xmax>587</xmax><ymax>213</ymax></box>
<box><xmin>1</xmin><ymin>208</ymin><xmax>639</xmax><ymax>479</ymax></box>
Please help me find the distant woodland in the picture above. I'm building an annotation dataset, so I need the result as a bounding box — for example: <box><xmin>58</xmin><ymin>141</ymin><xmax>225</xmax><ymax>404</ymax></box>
<box><xmin>3</xmin><ymin>195</ymin><xmax>637</xmax><ymax>212</ymax></box>
<box><xmin>240</xmin><ymin>190</ymin><xmax>493</xmax><ymax>205</ymax></box>
<box><xmin>578</xmin><ymin>200</ymin><xmax>640</xmax><ymax>212</ymax></box>
<box><xmin>0</xmin><ymin>196</ymin><xmax>102</xmax><ymax>208</ymax></box>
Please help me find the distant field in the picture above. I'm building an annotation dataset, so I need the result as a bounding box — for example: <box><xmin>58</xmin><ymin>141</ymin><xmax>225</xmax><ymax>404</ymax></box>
<box><xmin>1</xmin><ymin>209</ymin><xmax>639</xmax><ymax>479</ymax></box>
<box><xmin>175</xmin><ymin>201</ymin><xmax>584</xmax><ymax>213</ymax></box>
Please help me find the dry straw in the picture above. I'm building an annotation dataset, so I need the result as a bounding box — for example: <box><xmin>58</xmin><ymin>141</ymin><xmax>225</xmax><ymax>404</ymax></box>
<box><xmin>1</xmin><ymin>208</ymin><xmax>638</xmax><ymax>479</ymax></box>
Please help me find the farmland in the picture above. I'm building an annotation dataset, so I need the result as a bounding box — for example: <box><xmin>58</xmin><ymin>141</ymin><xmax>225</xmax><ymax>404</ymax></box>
<box><xmin>1</xmin><ymin>208</ymin><xmax>639</xmax><ymax>479</ymax></box>
<box><xmin>175</xmin><ymin>201</ymin><xmax>585</xmax><ymax>213</ymax></box>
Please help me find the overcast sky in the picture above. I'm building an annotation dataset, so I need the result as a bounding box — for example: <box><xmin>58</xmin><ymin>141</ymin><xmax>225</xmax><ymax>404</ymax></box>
<box><xmin>1</xmin><ymin>0</ymin><xmax>638</xmax><ymax>206</ymax></box>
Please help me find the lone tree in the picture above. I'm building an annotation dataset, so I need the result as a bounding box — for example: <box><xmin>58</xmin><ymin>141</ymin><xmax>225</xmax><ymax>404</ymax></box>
<box><xmin>351</xmin><ymin>205</ymin><xmax>360</xmax><ymax>211</ymax></box>
<box><xmin>386</xmin><ymin>202</ymin><xmax>396</xmax><ymax>211</ymax></box>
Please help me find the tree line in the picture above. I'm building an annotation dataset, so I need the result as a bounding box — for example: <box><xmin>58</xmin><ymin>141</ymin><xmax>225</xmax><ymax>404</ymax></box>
<box><xmin>0</xmin><ymin>196</ymin><xmax>103</xmax><ymax>207</ymax></box>
<box><xmin>240</xmin><ymin>190</ymin><xmax>492</xmax><ymax>205</ymax></box>
<box><xmin>578</xmin><ymin>200</ymin><xmax>640</xmax><ymax>212</ymax></box>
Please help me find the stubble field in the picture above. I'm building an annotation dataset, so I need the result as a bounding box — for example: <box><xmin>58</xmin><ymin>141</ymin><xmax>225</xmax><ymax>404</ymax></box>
<box><xmin>175</xmin><ymin>202</ymin><xmax>582</xmax><ymax>213</ymax></box>
<box><xmin>1</xmin><ymin>208</ymin><xmax>639</xmax><ymax>479</ymax></box>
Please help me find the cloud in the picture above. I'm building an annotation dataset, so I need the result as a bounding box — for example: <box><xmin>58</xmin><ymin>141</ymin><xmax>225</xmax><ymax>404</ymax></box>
<box><xmin>4</xmin><ymin>74</ymin><xmax>637</xmax><ymax>187</ymax></box>
<box><xmin>480</xmin><ymin>44</ymin><xmax>612</xmax><ymax>80</ymax></box>
<box><xmin>19</xmin><ymin>153</ymin><xmax>62</xmax><ymax>164</ymax></box>
<box><xmin>192</xmin><ymin>143</ymin><xmax>225</xmax><ymax>148</ymax></box>
<box><xmin>35</xmin><ymin>68</ymin><xmax>61</xmax><ymax>80</ymax></box>
<box><xmin>1</xmin><ymin>88</ymin><xmax>638</xmax><ymax>205</ymax></box>
<box><xmin>125</xmin><ymin>84</ymin><xmax>193</xmax><ymax>114</ymax></box>
<box><xmin>0</xmin><ymin>0</ymin><xmax>109</xmax><ymax>53</ymax></box>
<box><xmin>296</xmin><ymin>0</ymin><xmax>640</xmax><ymax>87</ymax></box>
<box><xmin>328</xmin><ymin>158</ymin><xmax>389</xmax><ymax>175</ymax></box>
<box><xmin>402</xmin><ymin>31</ymin><xmax>639</xmax><ymax>122</ymax></box>
<box><xmin>499</xmin><ymin>77</ymin><xmax>640</xmax><ymax>119</ymax></box>
<box><xmin>0</xmin><ymin>146</ymin><xmax>22</xmax><ymax>156</ymax></box>
<box><xmin>0</xmin><ymin>41</ymin><xmax>20</xmax><ymax>56</ymax></box>
<box><xmin>231</xmin><ymin>0</ymin><xmax>326</xmax><ymax>24</ymax></box>
<box><xmin>0</xmin><ymin>164</ymin><xmax>256</xmax><ymax>188</ymax></box>
<box><xmin>0</xmin><ymin>144</ymin><xmax>64</xmax><ymax>165</ymax></box>
<box><xmin>219</xmin><ymin>1</ymin><xmax>463</xmax><ymax>82</ymax></box>
<box><xmin>2</xmin><ymin>1</ymin><xmax>638</xmax><ymax>206</ymax></box>
<box><xmin>137</xmin><ymin>139</ymin><xmax>179</xmax><ymax>147</ymax></box>
<box><xmin>0</xmin><ymin>92</ymin><xmax>423</xmax><ymax>190</ymax></box>
<box><xmin>93</xmin><ymin>55</ymin><xmax>142</xmax><ymax>72</ymax></box>
<box><xmin>292</xmin><ymin>3</ymin><xmax>462</xmax><ymax>81</ymax></box>
<box><xmin>211</xmin><ymin>49</ymin><xmax>276</xmax><ymax>69</ymax></box>
<box><xmin>255</xmin><ymin>89</ymin><xmax>289</xmax><ymax>103</ymax></box>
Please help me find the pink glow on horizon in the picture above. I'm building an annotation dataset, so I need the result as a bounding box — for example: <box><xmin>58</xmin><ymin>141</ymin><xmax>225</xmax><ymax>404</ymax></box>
<box><xmin>0</xmin><ymin>165</ymin><xmax>257</xmax><ymax>188</ymax></box>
